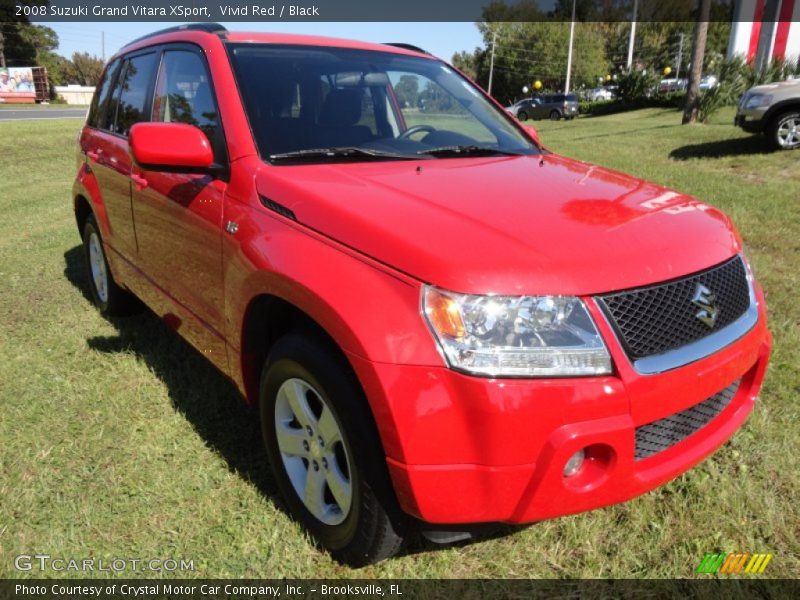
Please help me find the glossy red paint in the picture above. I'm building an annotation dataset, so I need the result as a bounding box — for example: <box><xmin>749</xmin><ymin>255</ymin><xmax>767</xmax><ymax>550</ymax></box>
<box><xmin>521</xmin><ymin>123</ymin><xmax>541</xmax><ymax>145</ymax></box>
<box><xmin>253</xmin><ymin>155</ymin><xmax>741</xmax><ymax>296</ymax></box>
<box><xmin>129</xmin><ymin>122</ymin><xmax>214</xmax><ymax>169</ymax></box>
<box><xmin>73</xmin><ymin>28</ymin><xmax>772</xmax><ymax>527</ymax></box>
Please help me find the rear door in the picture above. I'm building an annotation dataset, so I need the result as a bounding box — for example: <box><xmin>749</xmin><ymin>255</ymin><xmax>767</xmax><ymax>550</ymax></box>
<box><xmin>85</xmin><ymin>51</ymin><xmax>159</xmax><ymax>260</ymax></box>
<box><xmin>131</xmin><ymin>45</ymin><xmax>228</xmax><ymax>370</ymax></box>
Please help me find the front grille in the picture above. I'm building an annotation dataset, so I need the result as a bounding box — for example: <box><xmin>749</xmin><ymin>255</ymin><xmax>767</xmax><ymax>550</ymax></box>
<box><xmin>597</xmin><ymin>256</ymin><xmax>750</xmax><ymax>360</ymax></box>
<box><xmin>634</xmin><ymin>380</ymin><xmax>740</xmax><ymax>461</ymax></box>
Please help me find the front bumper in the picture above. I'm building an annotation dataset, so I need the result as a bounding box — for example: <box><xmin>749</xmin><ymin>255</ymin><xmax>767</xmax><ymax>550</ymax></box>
<box><xmin>348</xmin><ymin>287</ymin><xmax>771</xmax><ymax>525</ymax></box>
<box><xmin>735</xmin><ymin>110</ymin><xmax>766</xmax><ymax>133</ymax></box>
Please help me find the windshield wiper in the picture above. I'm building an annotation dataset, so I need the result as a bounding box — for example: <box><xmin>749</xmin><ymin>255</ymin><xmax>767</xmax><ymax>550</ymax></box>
<box><xmin>417</xmin><ymin>145</ymin><xmax>525</xmax><ymax>158</ymax></box>
<box><xmin>416</xmin><ymin>145</ymin><xmax>525</xmax><ymax>158</ymax></box>
<box><xmin>270</xmin><ymin>147</ymin><xmax>418</xmax><ymax>161</ymax></box>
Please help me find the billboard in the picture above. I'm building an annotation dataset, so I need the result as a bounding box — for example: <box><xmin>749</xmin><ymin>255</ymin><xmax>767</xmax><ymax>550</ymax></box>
<box><xmin>0</xmin><ymin>67</ymin><xmax>37</xmax><ymax>102</ymax></box>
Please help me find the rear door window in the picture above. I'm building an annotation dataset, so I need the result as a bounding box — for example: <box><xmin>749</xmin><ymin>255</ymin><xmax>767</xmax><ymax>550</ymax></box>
<box><xmin>87</xmin><ymin>58</ymin><xmax>121</xmax><ymax>129</ymax></box>
<box><xmin>109</xmin><ymin>52</ymin><xmax>158</xmax><ymax>136</ymax></box>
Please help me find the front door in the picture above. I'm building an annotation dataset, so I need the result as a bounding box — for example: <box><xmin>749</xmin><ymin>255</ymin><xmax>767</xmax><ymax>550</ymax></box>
<box><xmin>131</xmin><ymin>47</ymin><xmax>228</xmax><ymax>370</ymax></box>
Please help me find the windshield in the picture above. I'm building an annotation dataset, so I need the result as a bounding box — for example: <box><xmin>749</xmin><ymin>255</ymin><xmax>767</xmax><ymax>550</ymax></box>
<box><xmin>227</xmin><ymin>43</ymin><xmax>539</xmax><ymax>161</ymax></box>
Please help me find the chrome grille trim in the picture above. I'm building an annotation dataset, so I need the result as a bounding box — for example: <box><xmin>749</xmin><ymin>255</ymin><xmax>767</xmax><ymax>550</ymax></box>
<box><xmin>595</xmin><ymin>255</ymin><xmax>757</xmax><ymax>374</ymax></box>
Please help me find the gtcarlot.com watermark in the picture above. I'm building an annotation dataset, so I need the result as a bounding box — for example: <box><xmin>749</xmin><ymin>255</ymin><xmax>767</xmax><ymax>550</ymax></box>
<box><xmin>15</xmin><ymin>554</ymin><xmax>195</xmax><ymax>573</ymax></box>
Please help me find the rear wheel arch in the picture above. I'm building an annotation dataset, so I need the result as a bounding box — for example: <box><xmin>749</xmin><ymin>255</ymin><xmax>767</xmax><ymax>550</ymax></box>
<box><xmin>74</xmin><ymin>194</ymin><xmax>93</xmax><ymax>236</ymax></box>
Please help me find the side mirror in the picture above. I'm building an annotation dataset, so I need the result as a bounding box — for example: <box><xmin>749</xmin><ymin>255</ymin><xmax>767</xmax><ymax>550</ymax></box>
<box><xmin>522</xmin><ymin>124</ymin><xmax>541</xmax><ymax>146</ymax></box>
<box><xmin>129</xmin><ymin>122</ymin><xmax>214</xmax><ymax>172</ymax></box>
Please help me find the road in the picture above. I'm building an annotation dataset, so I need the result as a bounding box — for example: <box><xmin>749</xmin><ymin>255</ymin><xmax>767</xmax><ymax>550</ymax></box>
<box><xmin>0</xmin><ymin>108</ymin><xmax>87</xmax><ymax>120</ymax></box>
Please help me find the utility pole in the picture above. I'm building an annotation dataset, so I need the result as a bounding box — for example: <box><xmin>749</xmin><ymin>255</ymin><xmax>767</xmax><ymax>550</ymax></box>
<box><xmin>565</xmin><ymin>0</ymin><xmax>576</xmax><ymax>94</ymax></box>
<box><xmin>101</xmin><ymin>31</ymin><xmax>105</xmax><ymax>61</ymax></box>
<box><xmin>675</xmin><ymin>32</ymin><xmax>685</xmax><ymax>79</ymax></box>
<box><xmin>626</xmin><ymin>0</ymin><xmax>638</xmax><ymax>70</ymax></box>
<box><xmin>487</xmin><ymin>29</ymin><xmax>498</xmax><ymax>97</ymax></box>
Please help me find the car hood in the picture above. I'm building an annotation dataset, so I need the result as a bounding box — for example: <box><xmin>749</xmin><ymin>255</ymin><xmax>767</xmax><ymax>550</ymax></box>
<box><xmin>748</xmin><ymin>78</ymin><xmax>800</xmax><ymax>95</ymax></box>
<box><xmin>255</xmin><ymin>154</ymin><xmax>741</xmax><ymax>295</ymax></box>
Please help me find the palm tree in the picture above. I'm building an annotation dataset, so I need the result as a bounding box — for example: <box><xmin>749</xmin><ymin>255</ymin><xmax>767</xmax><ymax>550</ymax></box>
<box><xmin>682</xmin><ymin>0</ymin><xmax>712</xmax><ymax>124</ymax></box>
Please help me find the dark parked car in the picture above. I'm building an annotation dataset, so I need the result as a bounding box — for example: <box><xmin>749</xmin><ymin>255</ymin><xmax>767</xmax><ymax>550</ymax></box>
<box><xmin>507</xmin><ymin>93</ymin><xmax>579</xmax><ymax>121</ymax></box>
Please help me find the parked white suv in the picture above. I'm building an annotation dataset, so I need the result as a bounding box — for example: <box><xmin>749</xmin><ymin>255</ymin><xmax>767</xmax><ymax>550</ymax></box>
<box><xmin>735</xmin><ymin>78</ymin><xmax>800</xmax><ymax>150</ymax></box>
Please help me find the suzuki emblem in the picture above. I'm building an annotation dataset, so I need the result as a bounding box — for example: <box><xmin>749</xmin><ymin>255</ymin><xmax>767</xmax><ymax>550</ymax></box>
<box><xmin>692</xmin><ymin>283</ymin><xmax>719</xmax><ymax>328</ymax></box>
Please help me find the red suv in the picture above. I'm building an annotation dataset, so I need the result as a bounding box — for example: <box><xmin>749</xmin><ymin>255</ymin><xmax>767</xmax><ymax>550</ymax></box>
<box><xmin>74</xmin><ymin>24</ymin><xmax>772</xmax><ymax>566</ymax></box>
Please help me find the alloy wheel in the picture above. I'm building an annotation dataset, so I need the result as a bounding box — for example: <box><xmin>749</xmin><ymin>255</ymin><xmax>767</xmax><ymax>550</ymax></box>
<box><xmin>88</xmin><ymin>232</ymin><xmax>109</xmax><ymax>303</ymax></box>
<box><xmin>777</xmin><ymin>117</ymin><xmax>800</xmax><ymax>148</ymax></box>
<box><xmin>274</xmin><ymin>378</ymin><xmax>353</xmax><ymax>525</ymax></box>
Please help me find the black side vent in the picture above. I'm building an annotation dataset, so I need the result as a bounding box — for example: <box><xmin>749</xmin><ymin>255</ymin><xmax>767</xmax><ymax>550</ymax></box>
<box><xmin>259</xmin><ymin>195</ymin><xmax>297</xmax><ymax>221</ymax></box>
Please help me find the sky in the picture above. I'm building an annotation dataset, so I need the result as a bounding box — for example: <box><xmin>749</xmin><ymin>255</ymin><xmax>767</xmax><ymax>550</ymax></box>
<box><xmin>47</xmin><ymin>22</ymin><xmax>485</xmax><ymax>63</ymax></box>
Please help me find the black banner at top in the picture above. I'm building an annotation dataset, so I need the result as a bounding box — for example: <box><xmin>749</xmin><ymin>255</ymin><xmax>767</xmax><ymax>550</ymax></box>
<box><xmin>6</xmin><ymin>0</ymin><xmax>761</xmax><ymax>23</ymax></box>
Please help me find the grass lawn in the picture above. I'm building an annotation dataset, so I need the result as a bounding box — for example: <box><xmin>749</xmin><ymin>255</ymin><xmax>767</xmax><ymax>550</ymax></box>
<box><xmin>0</xmin><ymin>108</ymin><xmax>797</xmax><ymax>579</ymax></box>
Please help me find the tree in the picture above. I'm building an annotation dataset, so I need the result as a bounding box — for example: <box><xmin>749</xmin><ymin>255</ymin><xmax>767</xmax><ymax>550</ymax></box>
<box><xmin>16</xmin><ymin>24</ymin><xmax>70</xmax><ymax>84</ymax></box>
<box><xmin>63</xmin><ymin>52</ymin><xmax>105</xmax><ymax>86</ymax></box>
<box><xmin>451</xmin><ymin>50</ymin><xmax>478</xmax><ymax>80</ymax></box>
<box><xmin>473</xmin><ymin>21</ymin><xmax>609</xmax><ymax>103</ymax></box>
<box><xmin>683</xmin><ymin>0</ymin><xmax>712</xmax><ymax>124</ymax></box>
<box><xmin>0</xmin><ymin>1</ymin><xmax>51</xmax><ymax>67</ymax></box>
<box><xmin>393</xmin><ymin>74</ymin><xmax>420</xmax><ymax>108</ymax></box>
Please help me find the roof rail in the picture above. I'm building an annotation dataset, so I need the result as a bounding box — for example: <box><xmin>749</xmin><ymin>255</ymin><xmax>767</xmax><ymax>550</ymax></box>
<box><xmin>121</xmin><ymin>23</ymin><xmax>228</xmax><ymax>50</ymax></box>
<box><xmin>383</xmin><ymin>43</ymin><xmax>431</xmax><ymax>55</ymax></box>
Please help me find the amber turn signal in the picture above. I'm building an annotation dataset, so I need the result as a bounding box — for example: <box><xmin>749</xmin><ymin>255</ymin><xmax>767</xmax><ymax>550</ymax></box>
<box><xmin>424</xmin><ymin>288</ymin><xmax>465</xmax><ymax>340</ymax></box>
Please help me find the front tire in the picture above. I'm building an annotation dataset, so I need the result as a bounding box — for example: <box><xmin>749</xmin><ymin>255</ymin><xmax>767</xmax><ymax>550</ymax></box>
<box><xmin>517</xmin><ymin>110</ymin><xmax>528</xmax><ymax>121</ymax></box>
<box><xmin>769</xmin><ymin>111</ymin><xmax>800</xmax><ymax>150</ymax></box>
<box><xmin>549</xmin><ymin>110</ymin><xmax>561</xmax><ymax>121</ymax></box>
<box><xmin>260</xmin><ymin>333</ymin><xmax>405</xmax><ymax>566</ymax></box>
<box><xmin>82</xmin><ymin>215</ymin><xmax>138</xmax><ymax>316</ymax></box>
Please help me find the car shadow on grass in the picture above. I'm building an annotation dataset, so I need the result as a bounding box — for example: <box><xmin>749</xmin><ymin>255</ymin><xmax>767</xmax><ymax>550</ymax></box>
<box><xmin>669</xmin><ymin>135</ymin><xmax>775</xmax><ymax>160</ymax></box>
<box><xmin>63</xmin><ymin>244</ymin><xmax>515</xmax><ymax>561</ymax></box>
<box><xmin>62</xmin><ymin>245</ymin><xmax>280</xmax><ymax>503</ymax></box>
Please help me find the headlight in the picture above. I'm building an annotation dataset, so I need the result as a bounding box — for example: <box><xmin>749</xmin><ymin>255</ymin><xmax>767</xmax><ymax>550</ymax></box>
<box><xmin>422</xmin><ymin>286</ymin><xmax>612</xmax><ymax>377</ymax></box>
<box><xmin>744</xmin><ymin>93</ymin><xmax>772</xmax><ymax>109</ymax></box>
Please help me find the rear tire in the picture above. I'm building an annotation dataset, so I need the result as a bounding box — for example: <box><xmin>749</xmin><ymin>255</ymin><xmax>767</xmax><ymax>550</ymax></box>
<box><xmin>82</xmin><ymin>215</ymin><xmax>138</xmax><ymax>316</ymax></box>
<box><xmin>260</xmin><ymin>333</ymin><xmax>405</xmax><ymax>566</ymax></box>
<box><xmin>768</xmin><ymin>110</ymin><xmax>800</xmax><ymax>150</ymax></box>
<box><xmin>549</xmin><ymin>110</ymin><xmax>561</xmax><ymax>121</ymax></box>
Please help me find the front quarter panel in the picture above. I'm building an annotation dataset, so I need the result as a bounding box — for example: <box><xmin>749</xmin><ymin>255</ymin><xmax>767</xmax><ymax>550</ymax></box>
<box><xmin>222</xmin><ymin>183</ymin><xmax>444</xmax><ymax>382</ymax></box>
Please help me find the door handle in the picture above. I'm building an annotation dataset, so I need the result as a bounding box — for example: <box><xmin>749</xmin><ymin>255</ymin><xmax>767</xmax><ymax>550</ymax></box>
<box><xmin>86</xmin><ymin>150</ymin><xmax>100</xmax><ymax>162</ymax></box>
<box><xmin>131</xmin><ymin>173</ymin><xmax>149</xmax><ymax>191</ymax></box>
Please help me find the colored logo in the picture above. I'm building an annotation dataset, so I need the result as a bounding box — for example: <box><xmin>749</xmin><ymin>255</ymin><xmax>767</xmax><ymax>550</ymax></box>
<box><xmin>697</xmin><ymin>553</ymin><xmax>773</xmax><ymax>574</ymax></box>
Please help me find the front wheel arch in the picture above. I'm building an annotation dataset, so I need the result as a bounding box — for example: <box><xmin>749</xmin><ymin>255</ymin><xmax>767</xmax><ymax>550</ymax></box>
<box><xmin>239</xmin><ymin>294</ymin><xmax>360</xmax><ymax>407</ymax></box>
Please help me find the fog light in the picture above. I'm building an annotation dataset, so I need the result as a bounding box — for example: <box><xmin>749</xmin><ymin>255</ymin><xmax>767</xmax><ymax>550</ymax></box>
<box><xmin>563</xmin><ymin>449</ymin><xmax>585</xmax><ymax>477</ymax></box>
